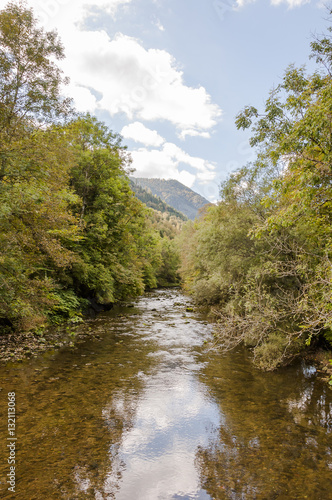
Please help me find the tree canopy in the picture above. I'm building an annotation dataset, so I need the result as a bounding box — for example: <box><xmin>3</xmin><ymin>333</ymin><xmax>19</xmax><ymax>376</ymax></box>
<box><xmin>178</xmin><ymin>17</ymin><xmax>332</xmax><ymax>369</ymax></box>
<box><xmin>0</xmin><ymin>2</ymin><xmax>180</xmax><ymax>334</ymax></box>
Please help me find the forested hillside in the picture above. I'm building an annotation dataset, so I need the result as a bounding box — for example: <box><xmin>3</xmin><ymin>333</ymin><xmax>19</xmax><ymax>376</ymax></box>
<box><xmin>130</xmin><ymin>180</ymin><xmax>188</xmax><ymax>221</ymax></box>
<box><xmin>0</xmin><ymin>3</ymin><xmax>180</xmax><ymax>335</ymax></box>
<box><xmin>131</xmin><ymin>178</ymin><xmax>210</xmax><ymax>220</ymax></box>
<box><xmin>177</xmin><ymin>21</ymin><xmax>332</xmax><ymax>371</ymax></box>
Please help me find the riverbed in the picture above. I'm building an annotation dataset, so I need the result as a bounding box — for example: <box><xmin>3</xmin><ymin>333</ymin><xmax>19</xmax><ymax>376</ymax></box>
<box><xmin>0</xmin><ymin>288</ymin><xmax>331</xmax><ymax>499</ymax></box>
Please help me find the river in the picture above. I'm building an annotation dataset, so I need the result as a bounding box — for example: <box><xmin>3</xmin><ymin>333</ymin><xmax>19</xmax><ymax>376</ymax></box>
<box><xmin>0</xmin><ymin>288</ymin><xmax>331</xmax><ymax>499</ymax></box>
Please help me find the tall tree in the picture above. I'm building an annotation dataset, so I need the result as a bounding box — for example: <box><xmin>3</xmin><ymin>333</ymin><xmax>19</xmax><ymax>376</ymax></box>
<box><xmin>0</xmin><ymin>2</ymin><xmax>79</xmax><ymax>331</ymax></box>
<box><xmin>63</xmin><ymin>114</ymin><xmax>162</xmax><ymax>304</ymax></box>
<box><xmin>179</xmin><ymin>19</ymin><xmax>332</xmax><ymax>369</ymax></box>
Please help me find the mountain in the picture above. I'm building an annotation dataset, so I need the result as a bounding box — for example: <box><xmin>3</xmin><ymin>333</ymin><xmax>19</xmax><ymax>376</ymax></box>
<box><xmin>131</xmin><ymin>178</ymin><xmax>211</xmax><ymax>220</ymax></box>
<box><xmin>130</xmin><ymin>180</ymin><xmax>188</xmax><ymax>221</ymax></box>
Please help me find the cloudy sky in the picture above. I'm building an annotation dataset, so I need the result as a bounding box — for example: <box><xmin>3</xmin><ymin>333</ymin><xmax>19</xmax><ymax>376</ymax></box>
<box><xmin>2</xmin><ymin>0</ymin><xmax>330</xmax><ymax>200</ymax></box>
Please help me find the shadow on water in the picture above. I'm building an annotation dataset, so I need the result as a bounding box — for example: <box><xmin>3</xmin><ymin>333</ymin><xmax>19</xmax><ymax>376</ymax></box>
<box><xmin>197</xmin><ymin>349</ymin><xmax>332</xmax><ymax>499</ymax></box>
<box><xmin>0</xmin><ymin>288</ymin><xmax>331</xmax><ymax>499</ymax></box>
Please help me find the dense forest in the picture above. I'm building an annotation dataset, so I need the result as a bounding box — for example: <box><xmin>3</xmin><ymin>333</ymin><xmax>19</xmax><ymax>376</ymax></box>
<box><xmin>0</xmin><ymin>2</ymin><xmax>180</xmax><ymax>335</ymax></box>
<box><xmin>177</xmin><ymin>18</ymin><xmax>332</xmax><ymax>370</ymax></box>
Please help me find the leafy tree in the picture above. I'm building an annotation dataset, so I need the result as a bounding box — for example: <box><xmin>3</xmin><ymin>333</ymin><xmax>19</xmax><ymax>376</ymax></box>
<box><xmin>62</xmin><ymin>114</ymin><xmax>163</xmax><ymax>303</ymax></box>
<box><xmin>0</xmin><ymin>2</ymin><xmax>79</xmax><ymax>331</ymax></box>
<box><xmin>0</xmin><ymin>1</ymin><xmax>71</xmax><ymax>133</ymax></box>
<box><xmin>156</xmin><ymin>238</ymin><xmax>181</xmax><ymax>286</ymax></box>
<box><xmin>0</xmin><ymin>2</ymin><xmax>181</xmax><ymax>336</ymax></box>
<box><xmin>179</xmin><ymin>18</ymin><xmax>332</xmax><ymax>369</ymax></box>
<box><xmin>235</xmin><ymin>27</ymin><xmax>332</xmax><ymax>356</ymax></box>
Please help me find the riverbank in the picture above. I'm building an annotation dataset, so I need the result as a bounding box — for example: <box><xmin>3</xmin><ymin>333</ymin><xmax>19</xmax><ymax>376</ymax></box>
<box><xmin>0</xmin><ymin>286</ymin><xmax>181</xmax><ymax>364</ymax></box>
<box><xmin>303</xmin><ymin>349</ymin><xmax>332</xmax><ymax>387</ymax></box>
<box><xmin>0</xmin><ymin>321</ymin><xmax>102</xmax><ymax>364</ymax></box>
<box><xmin>1</xmin><ymin>305</ymin><xmax>331</xmax><ymax>389</ymax></box>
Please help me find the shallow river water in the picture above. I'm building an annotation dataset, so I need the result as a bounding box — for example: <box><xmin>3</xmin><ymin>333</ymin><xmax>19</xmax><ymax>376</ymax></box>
<box><xmin>0</xmin><ymin>288</ymin><xmax>331</xmax><ymax>499</ymax></box>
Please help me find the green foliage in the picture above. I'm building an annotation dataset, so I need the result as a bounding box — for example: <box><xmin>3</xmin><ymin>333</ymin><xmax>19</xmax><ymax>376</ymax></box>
<box><xmin>61</xmin><ymin>114</ymin><xmax>146</xmax><ymax>302</ymax></box>
<box><xmin>0</xmin><ymin>0</ymin><xmax>71</xmax><ymax>142</ymax></box>
<box><xmin>156</xmin><ymin>238</ymin><xmax>181</xmax><ymax>286</ymax></box>
<box><xmin>48</xmin><ymin>289</ymin><xmax>88</xmax><ymax>324</ymax></box>
<box><xmin>0</xmin><ymin>3</ymin><xmax>80</xmax><ymax>331</ymax></box>
<box><xmin>0</xmin><ymin>3</ymin><xmax>180</xmax><ymax>335</ymax></box>
<box><xmin>178</xmin><ymin>17</ymin><xmax>332</xmax><ymax>370</ymax></box>
<box><xmin>253</xmin><ymin>333</ymin><xmax>290</xmax><ymax>371</ymax></box>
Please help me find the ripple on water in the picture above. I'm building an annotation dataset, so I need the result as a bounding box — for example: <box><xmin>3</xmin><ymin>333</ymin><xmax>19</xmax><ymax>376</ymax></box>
<box><xmin>0</xmin><ymin>288</ymin><xmax>331</xmax><ymax>500</ymax></box>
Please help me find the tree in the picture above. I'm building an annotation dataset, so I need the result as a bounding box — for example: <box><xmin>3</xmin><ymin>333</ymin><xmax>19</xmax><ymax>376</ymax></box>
<box><xmin>235</xmin><ymin>28</ymin><xmax>332</xmax><ymax>356</ymax></box>
<box><xmin>0</xmin><ymin>1</ymin><xmax>71</xmax><ymax>133</ymax></box>
<box><xmin>62</xmin><ymin>114</ymin><xmax>162</xmax><ymax>304</ymax></box>
<box><xmin>0</xmin><ymin>3</ymin><xmax>79</xmax><ymax>331</ymax></box>
<box><xmin>179</xmin><ymin>20</ymin><xmax>332</xmax><ymax>369</ymax></box>
<box><xmin>0</xmin><ymin>2</ymin><xmax>180</xmax><ymax>334</ymax></box>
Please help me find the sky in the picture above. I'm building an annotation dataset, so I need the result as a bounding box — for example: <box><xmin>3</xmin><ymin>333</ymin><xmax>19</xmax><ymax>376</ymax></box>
<box><xmin>1</xmin><ymin>0</ymin><xmax>331</xmax><ymax>201</ymax></box>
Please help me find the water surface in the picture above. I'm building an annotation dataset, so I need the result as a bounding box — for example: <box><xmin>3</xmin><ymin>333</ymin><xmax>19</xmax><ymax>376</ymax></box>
<box><xmin>0</xmin><ymin>289</ymin><xmax>331</xmax><ymax>499</ymax></box>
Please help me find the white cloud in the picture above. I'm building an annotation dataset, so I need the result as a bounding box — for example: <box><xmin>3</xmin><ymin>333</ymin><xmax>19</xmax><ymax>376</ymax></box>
<box><xmin>8</xmin><ymin>0</ymin><xmax>221</xmax><ymax>138</ymax></box>
<box><xmin>179</xmin><ymin>129</ymin><xmax>211</xmax><ymax>140</ymax></box>
<box><xmin>66</xmin><ymin>84</ymin><xmax>97</xmax><ymax>112</ymax></box>
<box><xmin>270</xmin><ymin>0</ymin><xmax>310</xmax><ymax>7</ymax></box>
<box><xmin>68</xmin><ymin>33</ymin><xmax>221</xmax><ymax>137</ymax></box>
<box><xmin>153</xmin><ymin>18</ymin><xmax>165</xmax><ymax>31</ymax></box>
<box><xmin>20</xmin><ymin>0</ymin><xmax>132</xmax><ymax>29</ymax></box>
<box><xmin>235</xmin><ymin>0</ymin><xmax>309</xmax><ymax>7</ymax></box>
<box><xmin>121</xmin><ymin>122</ymin><xmax>165</xmax><ymax>147</ymax></box>
<box><xmin>130</xmin><ymin>142</ymin><xmax>217</xmax><ymax>188</ymax></box>
<box><xmin>234</xmin><ymin>0</ymin><xmax>255</xmax><ymax>8</ymax></box>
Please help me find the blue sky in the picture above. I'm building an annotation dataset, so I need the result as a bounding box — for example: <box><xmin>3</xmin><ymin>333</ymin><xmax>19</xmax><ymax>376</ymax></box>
<box><xmin>2</xmin><ymin>0</ymin><xmax>330</xmax><ymax>200</ymax></box>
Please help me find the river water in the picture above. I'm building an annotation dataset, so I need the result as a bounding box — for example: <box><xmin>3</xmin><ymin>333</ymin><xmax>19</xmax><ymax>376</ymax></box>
<box><xmin>0</xmin><ymin>288</ymin><xmax>331</xmax><ymax>499</ymax></box>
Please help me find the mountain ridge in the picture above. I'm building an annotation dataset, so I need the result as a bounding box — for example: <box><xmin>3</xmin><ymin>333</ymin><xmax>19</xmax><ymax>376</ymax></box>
<box><xmin>131</xmin><ymin>177</ymin><xmax>211</xmax><ymax>220</ymax></box>
<box><xmin>130</xmin><ymin>180</ymin><xmax>188</xmax><ymax>221</ymax></box>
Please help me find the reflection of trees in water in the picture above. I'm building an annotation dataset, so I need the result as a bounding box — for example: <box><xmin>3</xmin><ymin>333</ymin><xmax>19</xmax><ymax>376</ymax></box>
<box><xmin>69</xmin><ymin>387</ymin><xmax>140</xmax><ymax>500</ymax></box>
<box><xmin>286</xmin><ymin>384</ymin><xmax>332</xmax><ymax>431</ymax></box>
<box><xmin>196</xmin><ymin>351</ymin><xmax>332</xmax><ymax>499</ymax></box>
<box><xmin>5</xmin><ymin>314</ymin><xmax>156</xmax><ymax>500</ymax></box>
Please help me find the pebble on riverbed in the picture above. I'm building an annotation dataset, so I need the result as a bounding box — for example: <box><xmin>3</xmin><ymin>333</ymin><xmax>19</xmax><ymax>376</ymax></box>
<box><xmin>0</xmin><ymin>324</ymin><xmax>99</xmax><ymax>364</ymax></box>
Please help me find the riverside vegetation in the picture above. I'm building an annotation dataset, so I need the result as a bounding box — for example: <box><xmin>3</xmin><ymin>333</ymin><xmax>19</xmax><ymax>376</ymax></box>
<box><xmin>177</xmin><ymin>13</ymin><xmax>332</xmax><ymax>374</ymax></box>
<box><xmin>0</xmin><ymin>2</ymin><xmax>180</xmax><ymax>340</ymax></box>
<box><xmin>1</xmin><ymin>2</ymin><xmax>332</xmax><ymax>380</ymax></box>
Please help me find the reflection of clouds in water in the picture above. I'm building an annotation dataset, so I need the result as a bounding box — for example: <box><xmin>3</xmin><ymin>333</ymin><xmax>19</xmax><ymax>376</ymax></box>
<box><xmin>102</xmin><ymin>390</ymin><xmax>138</xmax><ymax>425</ymax></box>
<box><xmin>98</xmin><ymin>291</ymin><xmax>220</xmax><ymax>499</ymax></box>
<box><xmin>73</xmin><ymin>465</ymin><xmax>104</xmax><ymax>499</ymax></box>
<box><xmin>302</xmin><ymin>364</ymin><xmax>317</xmax><ymax>378</ymax></box>
<box><xmin>287</xmin><ymin>385</ymin><xmax>315</xmax><ymax>414</ymax></box>
<box><xmin>104</xmin><ymin>371</ymin><xmax>220</xmax><ymax>500</ymax></box>
<box><xmin>115</xmin><ymin>452</ymin><xmax>212</xmax><ymax>500</ymax></box>
<box><xmin>74</xmin><ymin>466</ymin><xmax>91</xmax><ymax>493</ymax></box>
<box><xmin>317</xmin><ymin>394</ymin><xmax>332</xmax><ymax>430</ymax></box>
<box><xmin>125</xmin><ymin>372</ymin><xmax>216</xmax><ymax>442</ymax></box>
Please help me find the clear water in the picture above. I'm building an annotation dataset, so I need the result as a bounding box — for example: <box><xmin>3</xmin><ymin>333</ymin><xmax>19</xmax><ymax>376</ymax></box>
<box><xmin>0</xmin><ymin>288</ymin><xmax>331</xmax><ymax>499</ymax></box>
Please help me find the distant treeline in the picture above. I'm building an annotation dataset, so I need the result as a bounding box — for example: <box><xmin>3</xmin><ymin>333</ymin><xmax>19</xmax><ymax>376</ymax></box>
<box><xmin>177</xmin><ymin>19</ymin><xmax>332</xmax><ymax>369</ymax></box>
